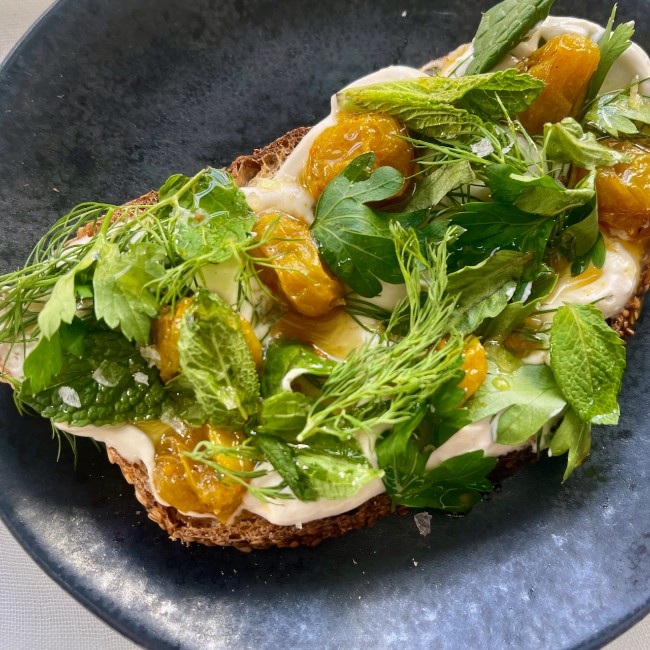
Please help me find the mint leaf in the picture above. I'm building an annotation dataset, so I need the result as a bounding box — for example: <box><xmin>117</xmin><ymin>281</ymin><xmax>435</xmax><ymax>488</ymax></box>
<box><xmin>337</xmin><ymin>93</ymin><xmax>482</xmax><ymax>140</ymax></box>
<box><xmin>467</xmin><ymin>362</ymin><xmax>566</xmax><ymax>445</ymax></box>
<box><xmin>583</xmin><ymin>6</ymin><xmax>635</xmax><ymax>110</ymax></box>
<box><xmin>258</xmin><ymin>392</ymin><xmax>312</xmax><ymax>438</ymax></box>
<box><xmin>293</xmin><ymin>450</ymin><xmax>383</xmax><ymax>501</ymax></box>
<box><xmin>311</xmin><ymin>153</ymin><xmax>406</xmax><ymax>297</ymax></box>
<box><xmin>177</xmin><ymin>290</ymin><xmax>260</xmax><ymax>428</ymax></box>
<box><xmin>584</xmin><ymin>88</ymin><xmax>650</xmax><ymax>137</ymax></box>
<box><xmin>544</xmin><ymin>118</ymin><xmax>629</xmax><ymax>169</ymax></box>
<box><xmin>449</xmin><ymin>202</ymin><xmax>554</xmax><ymax>268</ymax></box>
<box><xmin>93</xmin><ymin>241</ymin><xmax>165</xmax><ymax>345</ymax></box>
<box><xmin>337</xmin><ymin>70</ymin><xmax>544</xmax><ymax>138</ymax></box>
<box><xmin>466</xmin><ymin>0</ymin><xmax>555</xmax><ymax>75</ymax></box>
<box><xmin>484</xmin><ymin>163</ymin><xmax>594</xmax><ymax>217</ymax></box>
<box><xmin>446</xmin><ymin>250</ymin><xmax>530</xmax><ymax>334</ymax></box>
<box><xmin>549</xmin><ymin>407</ymin><xmax>592</xmax><ymax>481</ymax></box>
<box><xmin>556</xmin><ymin>172</ymin><xmax>602</xmax><ymax>269</ymax></box>
<box><xmin>18</xmin><ymin>329</ymin><xmax>167</xmax><ymax>426</ymax></box>
<box><xmin>405</xmin><ymin>162</ymin><xmax>475</xmax><ymax>212</ymax></box>
<box><xmin>159</xmin><ymin>167</ymin><xmax>255</xmax><ymax>262</ymax></box>
<box><xmin>549</xmin><ymin>303</ymin><xmax>626</xmax><ymax>424</ymax></box>
<box><xmin>255</xmin><ymin>434</ymin><xmax>382</xmax><ymax>502</ymax></box>
<box><xmin>496</xmin><ymin>402</ymin><xmax>561</xmax><ymax>445</ymax></box>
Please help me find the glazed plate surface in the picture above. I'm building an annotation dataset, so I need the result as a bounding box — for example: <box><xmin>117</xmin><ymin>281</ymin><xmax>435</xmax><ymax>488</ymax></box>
<box><xmin>0</xmin><ymin>1</ymin><xmax>648</xmax><ymax>648</ymax></box>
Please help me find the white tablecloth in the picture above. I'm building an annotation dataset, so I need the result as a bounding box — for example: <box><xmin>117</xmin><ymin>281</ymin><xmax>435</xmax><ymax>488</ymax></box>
<box><xmin>0</xmin><ymin>2</ymin><xmax>649</xmax><ymax>648</ymax></box>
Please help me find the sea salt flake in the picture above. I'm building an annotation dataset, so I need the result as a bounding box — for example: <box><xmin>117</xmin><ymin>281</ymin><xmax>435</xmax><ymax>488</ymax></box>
<box><xmin>139</xmin><ymin>345</ymin><xmax>161</xmax><ymax>368</ymax></box>
<box><xmin>92</xmin><ymin>360</ymin><xmax>125</xmax><ymax>387</ymax></box>
<box><xmin>401</xmin><ymin>10</ymin><xmax>407</xmax><ymax>17</ymax></box>
<box><xmin>414</xmin><ymin>511</ymin><xmax>432</xmax><ymax>536</ymax></box>
<box><xmin>58</xmin><ymin>386</ymin><xmax>81</xmax><ymax>408</ymax></box>
<box><xmin>470</xmin><ymin>137</ymin><xmax>494</xmax><ymax>158</ymax></box>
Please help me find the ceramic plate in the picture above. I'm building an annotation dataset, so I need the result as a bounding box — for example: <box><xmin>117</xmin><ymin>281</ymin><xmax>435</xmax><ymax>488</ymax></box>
<box><xmin>0</xmin><ymin>0</ymin><xmax>649</xmax><ymax>647</ymax></box>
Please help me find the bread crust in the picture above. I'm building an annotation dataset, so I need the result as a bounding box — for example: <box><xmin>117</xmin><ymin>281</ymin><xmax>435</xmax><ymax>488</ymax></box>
<box><xmin>102</xmin><ymin>128</ymin><xmax>649</xmax><ymax>549</ymax></box>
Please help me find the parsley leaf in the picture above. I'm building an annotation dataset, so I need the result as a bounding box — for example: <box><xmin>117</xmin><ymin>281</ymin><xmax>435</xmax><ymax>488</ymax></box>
<box><xmin>544</xmin><ymin>118</ymin><xmax>629</xmax><ymax>169</ymax></box>
<box><xmin>311</xmin><ymin>153</ymin><xmax>406</xmax><ymax>297</ymax></box>
<box><xmin>467</xmin><ymin>362</ymin><xmax>566</xmax><ymax>445</ymax></box>
<box><xmin>484</xmin><ymin>163</ymin><xmax>594</xmax><ymax>217</ymax></box>
<box><xmin>466</xmin><ymin>0</ymin><xmax>555</xmax><ymax>75</ymax></box>
<box><xmin>449</xmin><ymin>202</ymin><xmax>554</xmax><ymax>269</ymax></box>
<box><xmin>93</xmin><ymin>241</ymin><xmax>165</xmax><ymax>345</ymax></box>
<box><xmin>549</xmin><ymin>303</ymin><xmax>626</xmax><ymax>424</ymax></box>
<box><xmin>176</xmin><ymin>290</ymin><xmax>260</xmax><ymax>429</ymax></box>
<box><xmin>446</xmin><ymin>250</ymin><xmax>530</xmax><ymax>334</ymax></box>
<box><xmin>261</xmin><ymin>341</ymin><xmax>336</xmax><ymax>397</ymax></box>
<box><xmin>38</xmin><ymin>246</ymin><xmax>97</xmax><ymax>339</ymax></box>
<box><xmin>376</xmin><ymin>409</ymin><xmax>496</xmax><ymax>512</ymax></box>
<box><xmin>257</xmin><ymin>341</ymin><xmax>337</xmax><ymax>438</ymax></box>
<box><xmin>584</xmin><ymin>88</ymin><xmax>650</xmax><ymax>137</ymax></box>
<box><xmin>22</xmin><ymin>319</ymin><xmax>87</xmax><ymax>394</ymax></box>
<box><xmin>583</xmin><ymin>6</ymin><xmax>635</xmax><ymax>110</ymax></box>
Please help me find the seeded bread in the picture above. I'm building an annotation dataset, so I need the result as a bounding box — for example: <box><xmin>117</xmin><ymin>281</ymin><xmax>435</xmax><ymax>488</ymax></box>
<box><xmin>101</xmin><ymin>128</ymin><xmax>648</xmax><ymax>550</ymax></box>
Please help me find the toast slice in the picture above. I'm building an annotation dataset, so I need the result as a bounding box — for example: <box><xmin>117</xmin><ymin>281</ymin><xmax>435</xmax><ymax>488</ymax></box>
<box><xmin>102</xmin><ymin>128</ymin><xmax>650</xmax><ymax>550</ymax></box>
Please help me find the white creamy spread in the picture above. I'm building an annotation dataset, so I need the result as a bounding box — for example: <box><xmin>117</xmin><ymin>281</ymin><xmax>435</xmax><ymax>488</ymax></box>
<box><xmin>544</xmin><ymin>236</ymin><xmax>640</xmax><ymax>320</ymax></box>
<box><xmin>240</xmin><ymin>464</ymin><xmax>386</xmax><ymax>526</ymax></box>
<box><xmin>425</xmin><ymin>417</ymin><xmax>527</xmax><ymax>471</ymax></box>
<box><xmin>12</xmin><ymin>16</ymin><xmax>649</xmax><ymax>528</ymax></box>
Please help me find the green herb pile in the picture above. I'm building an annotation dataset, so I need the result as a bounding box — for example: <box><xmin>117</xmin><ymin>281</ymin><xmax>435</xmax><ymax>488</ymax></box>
<box><xmin>0</xmin><ymin>0</ymin><xmax>645</xmax><ymax>514</ymax></box>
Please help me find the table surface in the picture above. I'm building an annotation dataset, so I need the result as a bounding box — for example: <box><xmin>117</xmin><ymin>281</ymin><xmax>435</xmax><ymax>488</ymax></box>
<box><xmin>0</xmin><ymin>1</ymin><xmax>649</xmax><ymax>649</ymax></box>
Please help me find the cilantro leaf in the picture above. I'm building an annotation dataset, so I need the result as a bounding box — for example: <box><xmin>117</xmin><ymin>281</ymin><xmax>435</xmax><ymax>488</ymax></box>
<box><xmin>18</xmin><ymin>329</ymin><xmax>167</xmax><ymax>426</ymax></box>
<box><xmin>159</xmin><ymin>167</ymin><xmax>255</xmax><ymax>262</ymax></box>
<box><xmin>337</xmin><ymin>70</ymin><xmax>544</xmax><ymax>138</ymax></box>
<box><xmin>549</xmin><ymin>303</ymin><xmax>626</xmax><ymax>424</ymax></box>
<box><xmin>466</xmin><ymin>0</ymin><xmax>555</xmax><ymax>75</ymax></box>
<box><xmin>484</xmin><ymin>163</ymin><xmax>594</xmax><ymax>217</ymax></box>
<box><xmin>544</xmin><ymin>118</ymin><xmax>629</xmax><ymax>169</ymax></box>
<box><xmin>549</xmin><ymin>407</ymin><xmax>592</xmax><ymax>481</ymax></box>
<box><xmin>584</xmin><ymin>88</ymin><xmax>650</xmax><ymax>137</ymax></box>
<box><xmin>311</xmin><ymin>153</ymin><xmax>406</xmax><ymax>297</ymax></box>
<box><xmin>583</xmin><ymin>6</ymin><xmax>635</xmax><ymax>110</ymax></box>
<box><xmin>177</xmin><ymin>290</ymin><xmax>260</xmax><ymax>428</ymax></box>
<box><xmin>446</xmin><ymin>250</ymin><xmax>530</xmax><ymax>334</ymax></box>
<box><xmin>93</xmin><ymin>241</ymin><xmax>165</xmax><ymax>345</ymax></box>
<box><xmin>449</xmin><ymin>202</ymin><xmax>554</xmax><ymax>269</ymax></box>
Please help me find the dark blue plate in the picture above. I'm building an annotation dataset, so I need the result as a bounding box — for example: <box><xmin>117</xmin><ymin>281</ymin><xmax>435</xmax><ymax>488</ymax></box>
<box><xmin>0</xmin><ymin>1</ymin><xmax>649</xmax><ymax>648</ymax></box>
